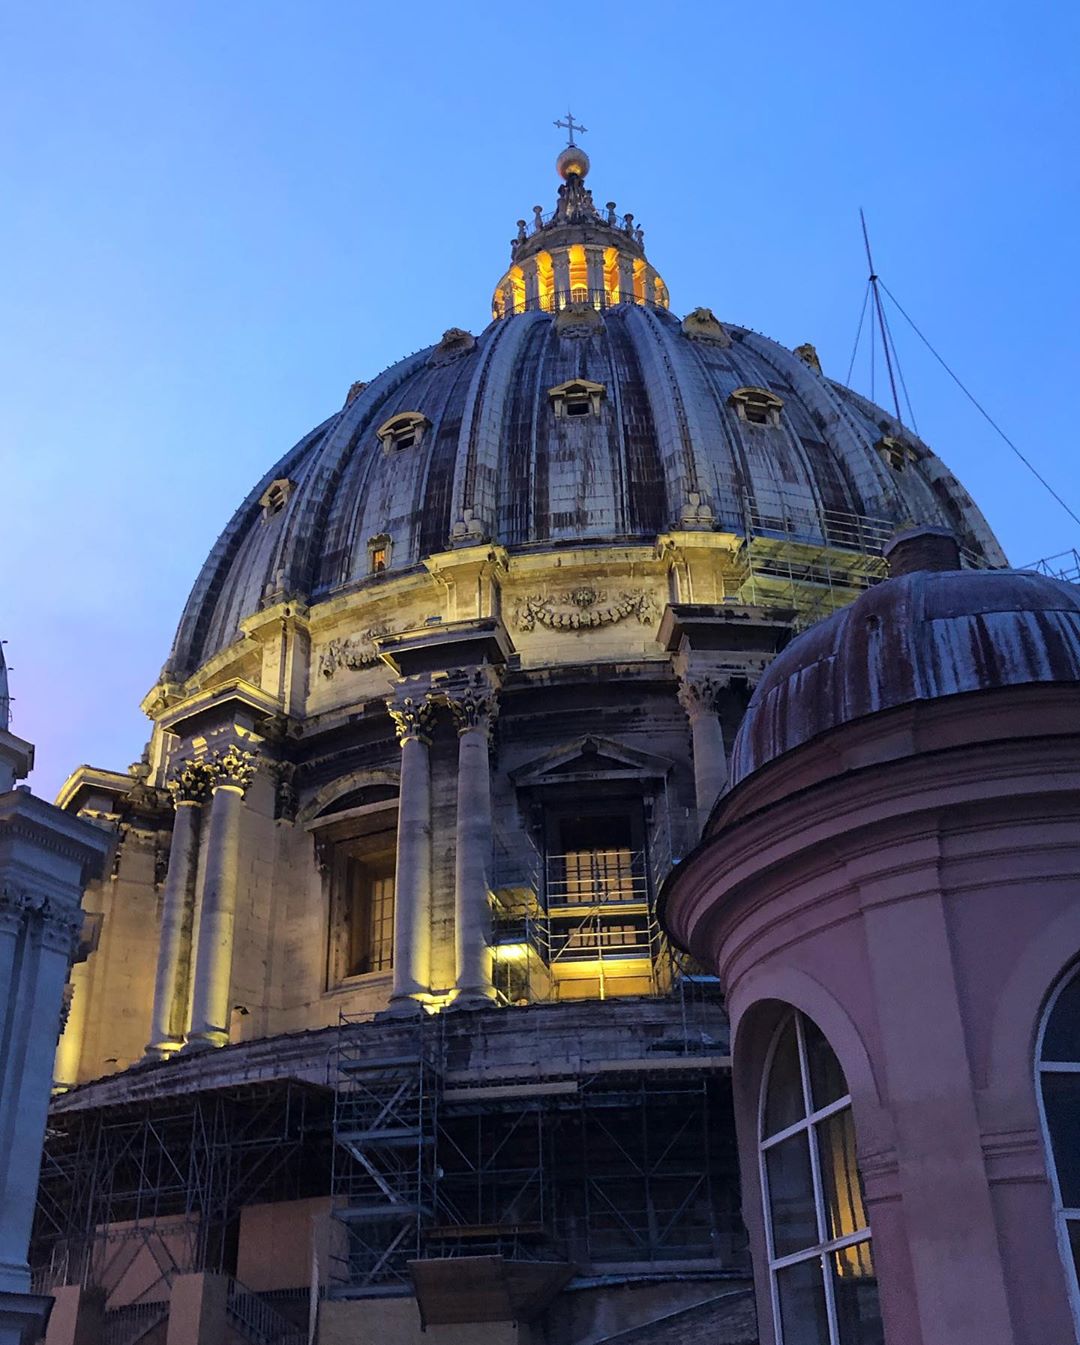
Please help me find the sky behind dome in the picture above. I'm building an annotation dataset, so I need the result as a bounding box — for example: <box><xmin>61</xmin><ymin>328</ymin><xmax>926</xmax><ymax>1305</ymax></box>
<box><xmin>3</xmin><ymin>0</ymin><xmax>1078</xmax><ymax>798</ymax></box>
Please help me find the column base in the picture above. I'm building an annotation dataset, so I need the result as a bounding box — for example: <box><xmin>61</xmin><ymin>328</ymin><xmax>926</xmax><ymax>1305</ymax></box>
<box><xmin>142</xmin><ymin>1040</ymin><xmax>183</xmax><ymax>1063</ymax></box>
<box><xmin>0</xmin><ymin>1290</ymin><xmax>53</xmax><ymax>1345</ymax></box>
<box><xmin>450</xmin><ymin>988</ymin><xmax>498</xmax><ymax>1010</ymax></box>
<box><xmin>382</xmin><ymin>995</ymin><xmax>429</xmax><ymax>1018</ymax></box>
<box><xmin>180</xmin><ymin>1031</ymin><xmax>228</xmax><ymax>1053</ymax></box>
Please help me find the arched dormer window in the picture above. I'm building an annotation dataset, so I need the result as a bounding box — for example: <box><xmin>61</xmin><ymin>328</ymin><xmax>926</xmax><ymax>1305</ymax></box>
<box><xmin>730</xmin><ymin>386</ymin><xmax>784</xmax><ymax>428</ymax></box>
<box><xmin>760</xmin><ymin>1010</ymin><xmax>883</xmax><ymax>1343</ymax></box>
<box><xmin>376</xmin><ymin>412</ymin><xmax>429</xmax><ymax>453</ymax></box>
<box><xmin>1037</xmin><ymin>965</ymin><xmax>1080</xmax><ymax>1325</ymax></box>
<box><xmin>259</xmin><ymin>478</ymin><xmax>293</xmax><ymax>520</ymax></box>
<box><xmin>549</xmin><ymin>378</ymin><xmax>605</xmax><ymax>419</ymax></box>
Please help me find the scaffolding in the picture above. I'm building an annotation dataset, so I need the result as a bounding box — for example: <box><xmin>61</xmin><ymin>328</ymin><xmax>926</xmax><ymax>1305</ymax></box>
<box><xmin>32</xmin><ymin>1079</ymin><xmax>332</xmax><ymax>1297</ymax></box>
<box><xmin>331</xmin><ymin>1014</ymin><xmax>442</xmax><ymax>1295</ymax></box>
<box><xmin>329</xmin><ymin>989</ymin><xmax>747</xmax><ymax>1301</ymax></box>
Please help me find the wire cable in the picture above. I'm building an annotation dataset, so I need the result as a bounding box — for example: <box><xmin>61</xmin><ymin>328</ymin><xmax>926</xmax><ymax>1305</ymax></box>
<box><xmin>879</xmin><ymin>281</ymin><xmax>1080</xmax><ymax>531</ymax></box>
<box><xmin>845</xmin><ymin>279</ymin><xmax>872</xmax><ymax>388</ymax></box>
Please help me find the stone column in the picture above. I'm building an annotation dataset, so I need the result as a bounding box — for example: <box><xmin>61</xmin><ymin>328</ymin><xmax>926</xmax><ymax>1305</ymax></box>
<box><xmin>677</xmin><ymin>675</ymin><xmax>729</xmax><ymax>833</ymax></box>
<box><xmin>584</xmin><ymin>245</ymin><xmax>605</xmax><ymax>304</ymax></box>
<box><xmin>184</xmin><ymin>746</ymin><xmax>256</xmax><ymax>1051</ymax></box>
<box><xmin>145</xmin><ymin>761</ymin><xmax>214</xmax><ymax>1060</ymax></box>
<box><xmin>550</xmin><ymin>247</ymin><xmax>571</xmax><ymax>308</ymax></box>
<box><xmin>53</xmin><ymin>958</ymin><xmax>90</xmax><ymax>1090</ymax></box>
<box><xmin>521</xmin><ymin>256</ymin><xmax>540</xmax><ymax>310</ymax></box>
<box><xmin>0</xmin><ymin>888</ymin><xmax>82</xmax><ymax>1308</ymax></box>
<box><xmin>617</xmin><ymin>253</ymin><xmax>636</xmax><ymax>304</ymax></box>
<box><xmin>447</xmin><ymin>670</ymin><xmax>499</xmax><ymax>1005</ymax></box>
<box><xmin>386</xmin><ymin>693</ymin><xmax>437</xmax><ymax>1007</ymax></box>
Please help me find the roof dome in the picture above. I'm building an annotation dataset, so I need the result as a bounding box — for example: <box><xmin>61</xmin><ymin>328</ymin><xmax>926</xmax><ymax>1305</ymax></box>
<box><xmin>165</xmin><ymin>156</ymin><xmax>1007</xmax><ymax>680</ymax></box>
<box><xmin>731</xmin><ymin>555</ymin><xmax>1080</xmax><ymax>784</ymax></box>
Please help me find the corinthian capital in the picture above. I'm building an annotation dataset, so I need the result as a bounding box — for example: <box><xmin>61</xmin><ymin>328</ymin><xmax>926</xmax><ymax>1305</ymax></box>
<box><xmin>445</xmin><ymin>667</ymin><xmax>500</xmax><ymax>736</ymax></box>
<box><xmin>166</xmin><ymin>758</ymin><xmax>217</xmax><ymax>806</ymax></box>
<box><xmin>677</xmin><ymin>673</ymin><xmax>729</xmax><ymax>717</ymax></box>
<box><xmin>208</xmin><ymin>743</ymin><xmax>258</xmax><ymax>794</ymax></box>
<box><xmin>386</xmin><ymin>693</ymin><xmax>437</xmax><ymax>745</ymax></box>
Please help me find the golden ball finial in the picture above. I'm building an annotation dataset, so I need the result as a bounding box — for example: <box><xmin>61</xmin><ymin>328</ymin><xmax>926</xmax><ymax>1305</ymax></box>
<box><xmin>556</xmin><ymin>145</ymin><xmax>590</xmax><ymax>180</ymax></box>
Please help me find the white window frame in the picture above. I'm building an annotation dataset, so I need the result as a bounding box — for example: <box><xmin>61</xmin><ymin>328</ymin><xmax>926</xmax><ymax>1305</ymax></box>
<box><xmin>1035</xmin><ymin>966</ymin><xmax>1080</xmax><ymax>1339</ymax></box>
<box><xmin>758</xmin><ymin>1009</ymin><xmax>874</xmax><ymax>1345</ymax></box>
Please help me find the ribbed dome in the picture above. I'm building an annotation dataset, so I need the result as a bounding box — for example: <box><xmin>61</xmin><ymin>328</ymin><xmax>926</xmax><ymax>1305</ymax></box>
<box><xmin>166</xmin><ymin>293</ymin><xmax>1005</xmax><ymax>679</ymax></box>
<box><xmin>731</xmin><ymin>567</ymin><xmax>1080</xmax><ymax>784</ymax></box>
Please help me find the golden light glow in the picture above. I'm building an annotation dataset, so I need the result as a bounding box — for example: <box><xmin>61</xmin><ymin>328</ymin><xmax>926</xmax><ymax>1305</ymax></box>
<box><xmin>604</xmin><ymin>247</ymin><xmax>620</xmax><ymax>304</ymax></box>
<box><xmin>536</xmin><ymin>251</ymin><xmax>554</xmax><ymax>311</ymax></box>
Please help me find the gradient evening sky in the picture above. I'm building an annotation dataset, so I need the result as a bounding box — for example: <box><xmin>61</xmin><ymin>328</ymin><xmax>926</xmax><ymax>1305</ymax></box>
<box><xmin>3</xmin><ymin>0</ymin><xmax>1078</xmax><ymax>799</ymax></box>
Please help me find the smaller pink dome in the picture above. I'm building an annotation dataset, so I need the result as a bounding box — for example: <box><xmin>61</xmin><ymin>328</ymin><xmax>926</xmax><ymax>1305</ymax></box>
<box><xmin>732</xmin><ymin>566</ymin><xmax>1080</xmax><ymax>785</ymax></box>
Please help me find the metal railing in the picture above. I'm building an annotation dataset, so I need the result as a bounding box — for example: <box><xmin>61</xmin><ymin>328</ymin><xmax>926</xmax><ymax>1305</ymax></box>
<box><xmin>493</xmin><ymin>287</ymin><xmax>667</xmax><ymax>319</ymax></box>
<box><xmin>102</xmin><ymin>1302</ymin><xmax>169</xmax><ymax>1345</ymax></box>
<box><xmin>544</xmin><ymin>848</ymin><xmax>649</xmax><ymax>909</ymax></box>
<box><xmin>226</xmin><ymin>1277</ymin><xmax>306</xmax><ymax>1345</ymax></box>
<box><xmin>1022</xmin><ymin>549</ymin><xmax>1080</xmax><ymax>584</ymax></box>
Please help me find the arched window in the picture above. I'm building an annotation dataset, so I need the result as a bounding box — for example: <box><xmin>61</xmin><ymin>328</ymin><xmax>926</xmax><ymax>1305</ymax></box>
<box><xmin>759</xmin><ymin>1010</ymin><xmax>884</xmax><ymax>1345</ymax></box>
<box><xmin>1037</xmin><ymin>965</ymin><xmax>1080</xmax><ymax>1327</ymax></box>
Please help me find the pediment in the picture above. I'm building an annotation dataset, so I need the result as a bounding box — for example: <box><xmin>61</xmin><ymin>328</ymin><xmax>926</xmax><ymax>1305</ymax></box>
<box><xmin>510</xmin><ymin>735</ymin><xmax>673</xmax><ymax>788</ymax></box>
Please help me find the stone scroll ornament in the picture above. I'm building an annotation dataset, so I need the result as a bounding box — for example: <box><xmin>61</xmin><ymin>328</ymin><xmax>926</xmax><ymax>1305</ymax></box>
<box><xmin>514</xmin><ymin>587</ymin><xmax>657</xmax><ymax>632</ymax></box>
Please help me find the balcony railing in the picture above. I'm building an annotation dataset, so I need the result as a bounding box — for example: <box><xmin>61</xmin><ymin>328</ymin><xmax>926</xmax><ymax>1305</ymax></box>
<box><xmin>544</xmin><ymin>849</ymin><xmax>650</xmax><ymax>910</ymax></box>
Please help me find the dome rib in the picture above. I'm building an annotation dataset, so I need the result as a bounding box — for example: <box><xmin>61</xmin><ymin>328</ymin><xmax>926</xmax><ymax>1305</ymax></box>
<box><xmin>166</xmin><ymin>305</ymin><xmax>1008</xmax><ymax>676</ymax></box>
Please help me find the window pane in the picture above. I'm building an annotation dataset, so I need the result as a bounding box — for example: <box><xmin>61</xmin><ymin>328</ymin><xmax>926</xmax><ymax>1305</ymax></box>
<box><xmin>1068</xmin><ymin>1219</ymin><xmax>1080</xmax><ymax>1281</ymax></box>
<box><xmin>775</xmin><ymin>1257</ymin><xmax>830</xmax><ymax>1345</ymax></box>
<box><xmin>804</xmin><ymin>1015</ymin><xmax>849</xmax><ymax>1111</ymax></box>
<box><xmin>816</xmin><ymin>1106</ymin><xmax>868</xmax><ymax>1241</ymax></box>
<box><xmin>1042</xmin><ymin>1072</ymin><xmax>1080</xmax><ymax>1206</ymax></box>
<box><xmin>1043</xmin><ymin>972</ymin><xmax>1080</xmax><ymax>1062</ymax></box>
<box><xmin>766</xmin><ymin>1132</ymin><xmax>818</xmax><ymax>1258</ymax></box>
<box><xmin>764</xmin><ymin>1016</ymin><xmax>805</xmax><ymax>1138</ymax></box>
<box><xmin>831</xmin><ymin>1240</ymin><xmax>884</xmax><ymax>1345</ymax></box>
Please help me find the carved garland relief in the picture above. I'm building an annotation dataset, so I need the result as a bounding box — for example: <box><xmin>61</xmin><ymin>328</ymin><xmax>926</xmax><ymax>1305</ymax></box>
<box><xmin>514</xmin><ymin>587</ymin><xmax>657</xmax><ymax>632</ymax></box>
<box><xmin>317</xmin><ymin>626</ymin><xmax>395</xmax><ymax>679</ymax></box>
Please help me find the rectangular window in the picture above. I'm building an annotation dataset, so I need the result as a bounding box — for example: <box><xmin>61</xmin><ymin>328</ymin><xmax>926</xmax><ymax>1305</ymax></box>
<box><xmin>328</xmin><ymin>834</ymin><xmax>396</xmax><ymax>983</ymax></box>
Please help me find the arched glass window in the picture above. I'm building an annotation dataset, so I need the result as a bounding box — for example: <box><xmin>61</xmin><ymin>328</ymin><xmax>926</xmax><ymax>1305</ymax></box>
<box><xmin>759</xmin><ymin>1010</ymin><xmax>884</xmax><ymax>1345</ymax></box>
<box><xmin>1037</xmin><ymin>965</ymin><xmax>1080</xmax><ymax>1327</ymax></box>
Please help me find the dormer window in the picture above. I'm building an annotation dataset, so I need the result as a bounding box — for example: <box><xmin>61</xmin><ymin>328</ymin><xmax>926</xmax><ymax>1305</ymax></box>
<box><xmin>549</xmin><ymin>378</ymin><xmax>605</xmax><ymax>419</ymax></box>
<box><xmin>376</xmin><ymin>412</ymin><xmax>429</xmax><ymax>453</ymax></box>
<box><xmin>729</xmin><ymin>387</ymin><xmax>783</xmax><ymax>428</ymax></box>
<box><xmin>368</xmin><ymin>533</ymin><xmax>391</xmax><ymax>574</ymax></box>
<box><xmin>259</xmin><ymin>478</ymin><xmax>293</xmax><ymax>519</ymax></box>
<box><xmin>876</xmin><ymin>435</ymin><xmax>918</xmax><ymax>472</ymax></box>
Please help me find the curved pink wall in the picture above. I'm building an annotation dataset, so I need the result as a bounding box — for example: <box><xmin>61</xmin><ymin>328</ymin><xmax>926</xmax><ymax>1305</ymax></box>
<box><xmin>665</xmin><ymin>684</ymin><xmax>1080</xmax><ymax>1345</ymax></box>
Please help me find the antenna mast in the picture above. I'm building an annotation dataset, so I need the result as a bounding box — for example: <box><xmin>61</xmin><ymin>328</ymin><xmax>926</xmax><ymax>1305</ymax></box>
<box><xmin>860</xmin><ymin>209</ymin><xmax>903</xmax><ymax>426</ymax></box>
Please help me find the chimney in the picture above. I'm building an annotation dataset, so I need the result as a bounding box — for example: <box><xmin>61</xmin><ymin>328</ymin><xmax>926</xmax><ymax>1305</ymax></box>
<box><xmin>883</xmin><ymin>526</ymin><xmax>962</xmax><ymax>578</ymax></box>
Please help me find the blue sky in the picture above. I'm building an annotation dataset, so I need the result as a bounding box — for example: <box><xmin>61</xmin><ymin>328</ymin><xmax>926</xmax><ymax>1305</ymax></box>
<box><xmin>3</xmin><ymin>0</ymin><xmax>1078</xmax><ymax>797</ymax></box>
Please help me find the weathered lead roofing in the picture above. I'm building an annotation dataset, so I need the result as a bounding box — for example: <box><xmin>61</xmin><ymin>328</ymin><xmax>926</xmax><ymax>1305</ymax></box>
<box><xmin>731</xmin><ymin>567</ymin><xmax>1080</xmax><ymax>783</ymax></box>
<box><xmin>166</xmin><ymin>304</ymin><xmax>1006</xmax><ymax>678</ymax></box>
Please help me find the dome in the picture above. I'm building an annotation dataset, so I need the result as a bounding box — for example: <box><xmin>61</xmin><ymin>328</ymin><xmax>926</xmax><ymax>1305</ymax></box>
<box><xmin>164</xmin><ymin>159</ymin><xmax>1007</xmax><ymax>680</ymax></box>
<box><xmin>731</xmin><ymin>559</ymin><xmax>1080</xmax><ymax>784</ymax></box>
